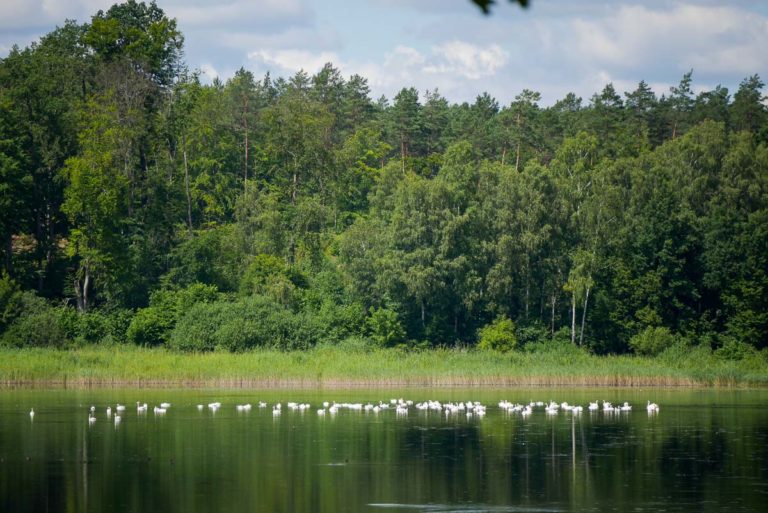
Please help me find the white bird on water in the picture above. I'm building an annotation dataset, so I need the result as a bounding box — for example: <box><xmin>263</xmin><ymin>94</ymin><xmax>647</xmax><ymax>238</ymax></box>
<box><xmin>647</xmin><ymin>401</ymin><xmax>660</xmax><ymax>412</ymax></box>
<box><xmin>29</xmin><ymin>408</ymin><xmax>34</xmax><ymax>419</ymax></box>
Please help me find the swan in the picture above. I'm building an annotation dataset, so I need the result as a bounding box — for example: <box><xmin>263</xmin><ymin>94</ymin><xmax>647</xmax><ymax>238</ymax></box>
<box><xmin>88</xmin><ymin>414</ymin><xmax>96</xmax><ymax>424</ymax></box>
<box><xmin>116</xmin><ymin>404</ymin><xmax>125</xmax><ymax>412</ymax></box>
<box><xmin>160</xmin><ymin>402</ymin><xmax>171</xmax><ymax>408</ymax></box>
<box><xmin>646</xmin><ymin>401</ymin><xmax>660</xmax><ymax>412</ymax></box>
<box><xmin>29</xmin><ymin>408</ymin><xmax>34</xmax><ymax>419</ymax></box>
<box><xmin>621</xmin><ymin>402</ymin><xmax>632</xmax><ymax>411</ymax></box>
<box><xmin>106</xmin><ymin>407</ymin><xmax>112</xmax><ymax>416</ymax></box>
<box><xmin>588</xmin><ymin>401</ymin><xmax>599</xmax><ymax>411</ymax></box>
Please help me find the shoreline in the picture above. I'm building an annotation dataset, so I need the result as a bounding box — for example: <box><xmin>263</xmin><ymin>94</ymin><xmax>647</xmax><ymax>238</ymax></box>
<box><xmin>1</xmin><ymin>345</ymin><xmax>766</xmax><ymax>389</ymax></box>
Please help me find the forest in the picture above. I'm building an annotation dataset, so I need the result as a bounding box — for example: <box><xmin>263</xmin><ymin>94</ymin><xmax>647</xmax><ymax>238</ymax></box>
<box><xmin>0</xmin><ymin>1</ymin><xmax>766</xmax><ymax>360</ymax></box>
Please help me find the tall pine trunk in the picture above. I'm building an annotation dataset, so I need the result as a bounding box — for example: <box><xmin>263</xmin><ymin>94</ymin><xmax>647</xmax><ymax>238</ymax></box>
<box><xmin>571</xmin><ymin>293</ymin><xmax>576</xmax><ymax>344</ymax></box>
<box><xmin>182</xmin><ymin>133</ymin><xmax>193</xmax><ymax>232</ymax></box>
<box><xmin>579</xmin><ymin>287</ymin><xmax>590</xmax><ymax>346</ymax></box>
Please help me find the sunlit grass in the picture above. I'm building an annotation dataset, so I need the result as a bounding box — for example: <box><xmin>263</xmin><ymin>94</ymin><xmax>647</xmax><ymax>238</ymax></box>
<box><xmin>0</xmin><ymin>343</ymin><xmax>765</xmax><ymax>387</ymax></box>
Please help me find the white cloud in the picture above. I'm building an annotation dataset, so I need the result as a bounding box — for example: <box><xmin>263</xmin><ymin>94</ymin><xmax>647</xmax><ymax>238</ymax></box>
<box><xmin>3</xmin><ymin>1</ymin><xmax>766</xmax><ymax>106</ymax></box>
<box><xmin>199</xmin><ymin>63</ymin><xmax>220</xmax><ymax>80</ymax></box>
<box><xmin>425</xmin><ymin>41</ymin><xmax>508</xmax><ymax>80</ymax></box>
<box><xmin>244</xmin><ymin>40</ymin><xmax>509</xmax><ymax>102</ymax></box>
<box><xmin>248</xmin><ymin>48</ymin><xmax>342</xmax><ymax>74</ymax></box>
<box><xmin>0</xmin><ymin>0</ymin><xmax>112</xmax><ymax>29</ymax></box>
<box><xmin>570</xmin><ymin>4</ymin><xmax>768</xmax><ymax>75</ymax></box>
<box><xmin>169</xmin><ymin>0</ymin><xmax>309</xmax><ymax>31</ymax></box>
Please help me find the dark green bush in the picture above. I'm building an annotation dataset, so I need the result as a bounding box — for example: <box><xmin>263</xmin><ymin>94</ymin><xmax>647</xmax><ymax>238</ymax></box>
<box><xmin>1</xmin><ymin>293</ymin><xmax>73</xmax><ymax>348</ymax></box>
<box><xmin>310</xmin><ymin>300</ymin><xmax>366</xmax><ymax>345</ymax></box>
<box><xmin>477</xmin><ymin>316</ymin><xmax>518</xmax><ymax>352</ymax></box>
<box><xmin>0</xmin><ymin>274</ymin><xmax>23</xmax><ymax>332</ymax></box>
<box><xmin>715</xmin><ymin>338</ymin><xmax>759</xmax><ymax>361</ymax></box>
<box><xmin>629</xmin><ymin>326</ymin><xmax>678</xmax><ymax>356</ymax></box>
<box><xmin>169</xmin><ymin>295</ymin><xmax>319</xmax><ymax>352</ymax></box>
<box><xmin>515</xmin><ymin>323</ymin><xmax>549</xmax><ymax>347</ymax></box>
<box><xmin>365</xmin><ymin>307</ymin><xmax>405</xmax><ymax>347</ymax></box>
<box><xmin>126</xmin><ymin>283</ymin><xmax>219</xmax><ymax>346</ymax></box>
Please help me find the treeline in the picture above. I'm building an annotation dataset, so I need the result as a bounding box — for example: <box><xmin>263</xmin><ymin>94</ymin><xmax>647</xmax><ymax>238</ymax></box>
<box><xmin>1</xmin><ymin>1</ymin><xmax>766</xmax><ymax>357</ymax></box>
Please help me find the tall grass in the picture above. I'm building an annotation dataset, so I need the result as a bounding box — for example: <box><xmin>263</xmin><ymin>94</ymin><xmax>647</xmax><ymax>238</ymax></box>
<box><xmin>0</xmin><ymin>343</ymin><xmax>766</xmax><ymax>387</ymax></box>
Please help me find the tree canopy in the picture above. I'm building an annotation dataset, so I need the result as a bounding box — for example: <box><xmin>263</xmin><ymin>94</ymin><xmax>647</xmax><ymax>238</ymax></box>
<box><xmin>1</xmin><ymin>1</ymin><xmax>766</xmax><ymax>356</ymax></box>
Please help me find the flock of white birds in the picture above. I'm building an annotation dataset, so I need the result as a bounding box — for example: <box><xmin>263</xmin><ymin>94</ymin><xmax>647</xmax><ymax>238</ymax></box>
<box><xmin>30</xmin><ymin>398</ymin><xmax>660</xmax><ymax>425</ymax></box>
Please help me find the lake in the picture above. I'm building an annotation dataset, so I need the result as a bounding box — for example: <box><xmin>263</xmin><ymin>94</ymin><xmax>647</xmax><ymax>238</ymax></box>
<box><xmin>1</xmin><ymin>388</ymin><xmax>766</xmax><ymax>512</ymax></box>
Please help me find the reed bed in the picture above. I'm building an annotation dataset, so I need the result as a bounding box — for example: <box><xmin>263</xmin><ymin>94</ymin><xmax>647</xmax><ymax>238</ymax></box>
<box><xmin>0</xmin><ymin>344</ymin><xmax>765</xmax><ymax>388</ymax></box>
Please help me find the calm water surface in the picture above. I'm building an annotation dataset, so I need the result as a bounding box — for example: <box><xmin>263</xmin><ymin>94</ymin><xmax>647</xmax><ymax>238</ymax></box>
<box><xmin>1</xmin><ymin>388</ymin><xmax>766</xmax><ymax>513</ymax></box>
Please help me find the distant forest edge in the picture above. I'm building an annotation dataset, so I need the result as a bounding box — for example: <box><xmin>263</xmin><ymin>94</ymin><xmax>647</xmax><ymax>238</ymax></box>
<box><xmin>0</xmin><ymin>1</ymin><xmax>766</xmax><ymax>362</ymax></box>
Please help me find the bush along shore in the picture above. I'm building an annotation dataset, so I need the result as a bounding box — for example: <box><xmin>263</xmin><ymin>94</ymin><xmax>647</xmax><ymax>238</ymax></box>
<box><xmin>1</xmin><ymin>2</ymin><xmax>767</xmax><ymax>374</ymax></box>
<box><xmin>1</xmin><ymin>341</ymin><xmax>766</xmax><ymax>387</ymax></box>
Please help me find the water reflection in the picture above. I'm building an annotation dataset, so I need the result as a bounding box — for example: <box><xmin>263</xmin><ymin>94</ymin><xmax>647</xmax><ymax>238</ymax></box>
<box><xmin>1</xmin><ymin>389</ymin><xmax>766</xmax><ymax>513</ymax></box>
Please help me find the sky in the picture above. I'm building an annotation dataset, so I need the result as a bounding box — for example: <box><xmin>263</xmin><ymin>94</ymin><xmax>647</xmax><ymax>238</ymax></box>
<box><xmin>1</xmin><ymin>0</ymin><xmax>767</xmax><ymax>106</ymax></box>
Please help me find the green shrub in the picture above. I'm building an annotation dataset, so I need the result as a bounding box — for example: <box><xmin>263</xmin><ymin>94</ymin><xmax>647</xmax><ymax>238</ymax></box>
<box><xmin>169</xmin><ymin>296</ymin><xmax>319</xmax><ymax>352</ymax></box>
<box><xmin>515</xmin><ymin>323</ymin><xmax>549</xmax><ymax>347</ymax></box>
<box><xmin>1</xmin><ymin>295</ymin><xmax>73</xmax><ymax>348</ymax></box>
<box><xmin>629</xmin><ymin>326</ymin><xmax>678</xmax><ymax>356</ymax></box>
<box><xmin>0</xmin><ymin>274</ymin><xmax>23</xmax><ymax>332</ymax></box>
<box><xmin>477</xmin><ymin>316</ymin><xmax>518</xmax><ymax>352</ymax></box>
<box><xmin>365</xmin><ymin>307</ymin><xmax>405</xmax><ymax>348</ymax></box>
<box><xmin>126</xmin><ymin>306</ymin><xmax>173</xmax><ymax>346</ymax></box>
<box><xmin>71</xmin><ymin>310</ymin><xmax>134</xmax><ymax>345</ymax></box>
<box><xmin>126</xmin><ymin>283</ymin><xmax>219</xmax><ymax>346</ymax></box>
<box><xmin>310</xmin><ymin>300</ymin><xmax>366</xmax><ymax>345</ymax></box>
<box><xmin>715</xmin><ymin>338</ymin><xmax>758</xmax><ymax>361</ymax></box>
<box><xmin>162</xmin><ymin>226</ymin><xmax>243</xmax><ymax>292</ymax></box>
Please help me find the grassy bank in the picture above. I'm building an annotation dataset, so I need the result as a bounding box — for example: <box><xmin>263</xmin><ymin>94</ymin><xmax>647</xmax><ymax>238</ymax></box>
<box><xmin>1</xmin><ymin>342</ymin><xmax>767</xmax><ymax>387</ymax></box>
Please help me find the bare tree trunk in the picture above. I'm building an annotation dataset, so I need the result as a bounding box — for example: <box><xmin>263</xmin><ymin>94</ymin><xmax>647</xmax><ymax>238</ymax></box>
<box><xmin>292</xmin><ymin>172</ymin><xmax>298</xmax><ymax>205</ymax></box>
<box><xmin>401</xmin><ymin>138</ymin><xmax>407</xmax><ymax>172</ymax></box>
<box><xmin>4</xmin><ymin>232</ymin><xmax>13</xmax><ymax>277</ymax></box>
<box><xmin>83</xmin><ymin>268</ymin><xmax>90</xmax><ymax>312</ymax></box>
<box><xmin>515</xmin><ymin>111</ymin><xmax>522</xmax><ymax>172</ymax></box>
<box><xmin>550</xmin><ymin>293</ymin><xmax>557</xmax><ymax>336</ymax></box>
<box><xmin>243</xmin><ymin>123</ymin><xmax>248</xmax><ymax>188</ymax></box>
<box><xmin>571</xmin><ymin>293</ymin><xmax>576</xmax><ymax>344</ymax></box>
<box><xmin>525</xmin><ymin>280</ymin><xmax>530</xmax><ymax>320</ymax></box>
<box><xmin>182</xmin><ymin>134</ymin><xmax>193</xmax><ymax>232</ymax></box>
<box><xmin>74</xmin><ymin>277</ymin><xmax>84</xmax><ymax>313</ymax></box>
<box><xmin>579</xmin><ymin>286</ymin><xmax>590</xmax><ymax>346</ymax></box>
<box><xmin>242</xmin><ymin>96</ymin><xmax>250</xmax><ymax>191</ymax></box>
<box><xmin>501</xmin><ymin>146</ymin><xmax>507</xmax><ymax>166</ymax></box>
<box><xmin>35</xmin><ymin>210</ymin><xmax>44</xmax><ymax>292</ymax></box>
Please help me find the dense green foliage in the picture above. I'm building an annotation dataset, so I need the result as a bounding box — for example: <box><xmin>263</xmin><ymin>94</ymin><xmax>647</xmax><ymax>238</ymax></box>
<box><xmin>478</xmin><ymin>317</ymin><xmax>518</xmax><ymax>352</ymax></box>
<box><xmin>1</xmin><ymin>2</ymin><xmax>767</xmax><ymax>359</ymax></box>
